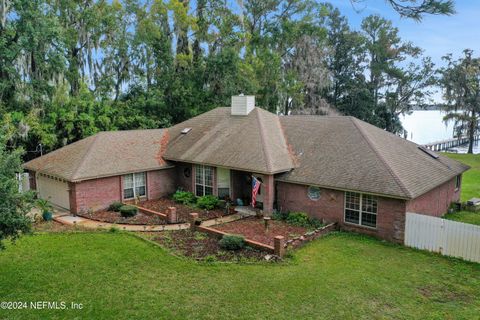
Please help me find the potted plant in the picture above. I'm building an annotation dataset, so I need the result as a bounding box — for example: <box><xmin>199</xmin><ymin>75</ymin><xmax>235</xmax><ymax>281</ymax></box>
<box><xmin>37</xmin><ymin>198</ymin><xmax>53</xmax><ymax>221</ymax></box>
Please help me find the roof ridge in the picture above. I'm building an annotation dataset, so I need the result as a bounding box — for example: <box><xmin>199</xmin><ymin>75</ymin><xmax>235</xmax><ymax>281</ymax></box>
<box><xmin>71</xmin><ymin>133</ymin><xmax>102</xmax><ymax>180</ymax></box>
<box><xmin>350</xmin><ymin>117</ymin><xmax>413</xmax><ymax>198</ymax></box>
<box><xmin>255</xmin><ymin>108</ymin><xmax>274</xmax><ymax>173</ymax></box>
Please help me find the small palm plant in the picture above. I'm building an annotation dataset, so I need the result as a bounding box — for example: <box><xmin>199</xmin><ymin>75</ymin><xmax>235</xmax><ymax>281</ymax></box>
<box><xmin>37</xmin><ymin>198</ymin><xmax>53</xmax><ymax>221</ymax></box>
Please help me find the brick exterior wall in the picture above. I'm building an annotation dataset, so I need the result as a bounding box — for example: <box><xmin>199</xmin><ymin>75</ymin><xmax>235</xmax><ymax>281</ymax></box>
<box><xmin>276</xmin><ymin>181</ymin><xmax>406</xmax><ymax>243</ymax></box>
<box><xmin>70</xmin><ymin>169</ymin><xmax>176</xmax><ymax>213</ymax></box>
<box><xmin>262</xmin><ymin>174</ymin><xmax>274</xmax><ymax>213</ymax></box>
<box><xmin>147</xmin><ymin>168</ymin><xmax>176</xmax><ymax>199</ymax></box>
<box><xmin>176</xmin><ymin>163</ymin><xmax>193</xmax><ymax>192</ymax></box>
<box><xmin>28</xmin><ymin>170</ymin><xmax>37</xmax><ymax>190</ymax></box>
<box><xmin>406</xmin><ymin>176</ymin><xmax>461</xmax><ymax>217</ymax></box>
<box><xmin>70</xmin><ymin>176</ymin><xmax>122</xmax><ymax>214</ymax></box>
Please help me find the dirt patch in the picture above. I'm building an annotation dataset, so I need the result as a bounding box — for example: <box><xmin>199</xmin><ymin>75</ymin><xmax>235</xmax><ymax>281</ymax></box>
<box><xmin>417</xmin><ymin>285</ymin><xmax>474</xmax><ymax>303</ymax></box>
<box><xmin>213</xmin><ymin>217</ymin><xmax>307</xmax><ymax>247</ymax></box>
<box><xmin>34</xmin><ymin>221</ymin><xmax>88</xmax><ymax>232</ymax></box>
<box><xmin>77</xmin><ymin>210</ymin><xmax>165</xmax><ymax>225</ymax></box>
<box><xmin>151</xmin><ymin>230</ymin><xmax>270</xmax><ymax>262</ymax></box>
<box><xmin>138</xmin><ymin>198</ymin><xmax>230</xmax><ymax>222</ymax></box>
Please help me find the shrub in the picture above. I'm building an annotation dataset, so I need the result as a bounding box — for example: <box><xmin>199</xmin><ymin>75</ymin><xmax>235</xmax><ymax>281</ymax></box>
<box><xmin>109</xmin><ymin>226</ymin><xmax>120</xmax><ymax>233</ymax></box>
<box><xmin>119</xmin><ymin>205</ymin><xmax>138</xmax><ymax>217</ymax></box>
<box><xmin>219</xmin><ymin>234</ymin><xmax>245</xmax><ymax>251</ymax></box>
<box><xmin>197</xmin><ymin>195</ymin><xmax>219</xmax><ymax>210</ymax></box>
<box><xmin>286</xmin><ymin>212</ymin><xmax>310</xmax><ymax>227</ymax></box>
<box><xmin>108</xmin><ymin>201</ymin><xmax>123</xmax><ymax>212</ymax></box>
<box><xmin>272</xmin><ymin>210</ymin><xmax>288</xmax><ymax>221</ymax></box>
<box><xmin>172</xmin><ymin>190</ymin><xmax>196</xmax><ymax>205</ymax></box>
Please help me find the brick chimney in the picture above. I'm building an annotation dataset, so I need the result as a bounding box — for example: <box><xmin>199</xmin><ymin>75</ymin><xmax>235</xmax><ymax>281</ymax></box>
<box><xmin>231</xmin><ymin>95</ymin><xmax>255</xmax><ymax>116</ymax></box>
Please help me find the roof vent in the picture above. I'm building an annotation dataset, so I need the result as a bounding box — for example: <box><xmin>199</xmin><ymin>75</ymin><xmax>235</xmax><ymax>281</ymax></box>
<box><xmin>181</xmin><ymin>128</ymin><xmax>192</xmax><ymax>134</ymax></box>
<box><xmin>231</xmin><ymin>95</ymin><xmax>255</xmax><ymax>116</ymax></box>
<box><xmin>418</xmin><ymin>146</ymin><xmax>439</xmax><ymax>159</ymax></box>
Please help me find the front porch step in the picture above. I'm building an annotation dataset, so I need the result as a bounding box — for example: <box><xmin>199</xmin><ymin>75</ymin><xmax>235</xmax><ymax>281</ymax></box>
<box><xmin>234</xmin><ymin>206</ymin><xmax>258</xmax><ymax>217</ymax></box>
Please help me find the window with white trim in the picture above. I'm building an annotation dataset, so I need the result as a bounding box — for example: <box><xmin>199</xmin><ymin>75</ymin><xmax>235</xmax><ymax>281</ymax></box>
<box><xmin>344</xmin><ymin>191</ymin><xmax>377</xmax><ymax>228</ymax></box>
<box><xmin>195</xmin><ymin>165</ymin><xmax>213</xmax><ymax>196</ymax></box>
<box><xmin>123</xmin><ymin>172</ymin><xmax>146</xmax><ymax>199</ymax></box>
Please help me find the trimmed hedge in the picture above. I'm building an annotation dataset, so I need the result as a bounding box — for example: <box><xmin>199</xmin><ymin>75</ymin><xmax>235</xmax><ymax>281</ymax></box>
<box><xmin>108</xmin><ymin>201</ymin><xmax>124</xmax><ymax>212</ymax></box>
<box><xmin>219</xmin><ymin>234</ymin><xmax>245</xmax><ymax>251</ymax></box>
<box><xmin>119</xmin><ymin>205</ymin><xmax>138</xmax><ymax>218</ymax></box>
<box><xmin>197</xmin><ymin>195</ymin><xmax>219</xmax><ymax>210</ymax></box>
<box><xmin>172</xmin><ymin>190</ymin><xmax>196</xmax><ymax>205</ymax></box>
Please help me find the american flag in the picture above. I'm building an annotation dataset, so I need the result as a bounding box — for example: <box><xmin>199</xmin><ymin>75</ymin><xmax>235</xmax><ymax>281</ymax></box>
<box><xmin>251</xmin><ymin>176</ymin><xmax>261</xmax><ymax>208</ymax></box>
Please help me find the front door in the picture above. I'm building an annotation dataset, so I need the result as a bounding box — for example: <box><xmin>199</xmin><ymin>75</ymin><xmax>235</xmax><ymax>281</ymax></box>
<box><xmin>217</xmin><ymin>168</ymin><xmax>231</xmax><ymax>199</ymax></box>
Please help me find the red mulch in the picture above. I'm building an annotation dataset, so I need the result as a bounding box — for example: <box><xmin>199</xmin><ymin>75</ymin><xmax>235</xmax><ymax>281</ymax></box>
<box><xmin>214</xmin><ymin>217</ymin><xmax>307</xmax><ymax>247</ymax></box>
<box><xmin>138</xmin><ymin>198</ymin><xmax>230</xmax><ymax>222</ymax></box>
<box><xmin>77</xmin><ymin>210</ymin><xmax>165</xmax><ymax>225</ymax></box>
<box><xmin>152</xmin><ymin>230</ymin><xmax>269</xmax><ymax>262</ymax></box>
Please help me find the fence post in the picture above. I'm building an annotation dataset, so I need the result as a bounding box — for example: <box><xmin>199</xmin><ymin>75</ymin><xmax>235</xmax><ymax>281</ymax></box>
<box><xmin>274</xmin><ymin>236</ymin><xmax>285</xmax><ymax>258</ymax></box>
<box><xmin>166</xmin><ymin>207</ymin><xmax>177</xmax><ymax>224</ymax></box>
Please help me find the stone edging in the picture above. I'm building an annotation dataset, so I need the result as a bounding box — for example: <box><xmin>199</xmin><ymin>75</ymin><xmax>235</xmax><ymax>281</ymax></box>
<box><xmin>285</xmin><ymin>223</ymin><xmax>337</xmax><ymax>249</ymax></box>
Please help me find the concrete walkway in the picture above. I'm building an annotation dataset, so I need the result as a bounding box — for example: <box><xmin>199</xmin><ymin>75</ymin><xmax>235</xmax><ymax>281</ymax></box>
<box><xmin>53</xmin><ymin>208</ymin><xmax>256</xmax><ymax>232</ymax></box>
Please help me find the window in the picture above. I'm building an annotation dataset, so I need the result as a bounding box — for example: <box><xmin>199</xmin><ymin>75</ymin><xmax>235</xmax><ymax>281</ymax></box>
<box><xmin>455</xmin><ymin>175</ymin><xmax>461</xmax><ymax>191</ymax></box>
<box><xmin>344</xmin><ymin>191</ymin><xmax>377</xmax><ymax>228</ymax></box>
<box><xmin>307</xmin><ymin>186</ymin><xmax>321</xmax><ymax>201</ymax></box>
<box><xmin>123</xmin><ymin>172</ymin><xmax>146</xmax><ymax>199</ymax></box>
<box><xmin>195</xmin><ymin>165</ymin><xmax>214</xmax><ymax>196</ymax></box>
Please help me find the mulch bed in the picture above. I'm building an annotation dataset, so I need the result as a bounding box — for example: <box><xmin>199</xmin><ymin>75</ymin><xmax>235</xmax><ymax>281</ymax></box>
<box><xmin>151</xmin><ymin>230</ymin><xmax>270</xmax><ymax>262</ymax></box>
<box><xmin>77</xmin><ymin>210</ymin><xmax>165</xmax><ymax>225</ymax></box>
<box><xmin>138</xmin><ymin>198</ymin><xmax>230</xmax><ymax>222</ymax></box>
<box><xmin>214</xmin><ymin>217</ymin><xmax>307</xmax><ymax>247</ymax></box>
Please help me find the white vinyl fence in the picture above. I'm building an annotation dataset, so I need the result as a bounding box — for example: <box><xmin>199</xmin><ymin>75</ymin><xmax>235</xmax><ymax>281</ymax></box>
<box><xmin>16</xmin><ymin>172</ymin><xmax>30</xmax><ymax>192</ymax></box>
<box><xmin>405</xmin><ymin>212</ymin><xmax>480</xmax><ymax>263</ymax></box>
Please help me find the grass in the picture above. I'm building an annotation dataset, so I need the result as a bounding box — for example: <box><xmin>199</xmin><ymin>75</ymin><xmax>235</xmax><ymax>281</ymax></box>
<box><xmin>443</xmin><ymin>153</ymin><xmax>480</xmax><ymax>225</ymax></box>
<box><xmin>444</xmin><ymin>210</ymin><xmax>480</xmax><ymax>226</ymax></box>
<box><xmin>1</xmin><ymin>232</ymin><xmax>480</xmax><ymax>319</ymax></box>
<box><xmin>444</xmin><ymin>153</ymin><xmax>480</xmax><ymax>202</ymax></box>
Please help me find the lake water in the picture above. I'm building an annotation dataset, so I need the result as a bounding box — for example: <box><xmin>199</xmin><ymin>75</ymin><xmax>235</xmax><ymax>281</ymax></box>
<box><xmin>400</xmin><ymin>110</ymin><xmax>479</xmax><ymax>154</ymax></box>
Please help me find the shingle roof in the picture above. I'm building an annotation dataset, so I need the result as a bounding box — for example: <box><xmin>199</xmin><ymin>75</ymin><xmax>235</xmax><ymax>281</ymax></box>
<box><xmin>163</xmin><ymin>107</ymin><xmax>295</xmax><ymax>174</ymax></box>
<box><xmin>24</xmin><ymin>107</ymin><xmax>470</xmax><ymax>199</ymax></box>
<box><xmin>23</xmin><ymin>129</ymin><xmax>171</xmax><ymax>182</ymax></box>
<box><xmin>277</xmin><ymin>116</ymin><xmax>470</xmax><ymax>199</ymax></box>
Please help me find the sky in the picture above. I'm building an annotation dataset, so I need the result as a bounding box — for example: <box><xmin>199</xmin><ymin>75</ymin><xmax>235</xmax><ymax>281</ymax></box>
<box><xmin>327</xmin><ymin>0</ymin><xmax>480</xmax><ymax>102</ymax></box>
<box><xmin>329</xmin><ymin>0</ymin><xmax>480</xmax><ymax>67</ymax></box>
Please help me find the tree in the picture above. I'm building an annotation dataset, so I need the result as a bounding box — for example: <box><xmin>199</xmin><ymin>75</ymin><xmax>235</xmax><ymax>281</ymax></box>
<box><xmin>351</xmin><ymin>0</ymin><xmax>455</xmax><ymax>21</ymax></box>
<box><xmin>0</xmin><ymin>130</ymin><xmax>34</xmax><ymax>250</ymax></box>
<box><xmin>439</xmin><ymin>49</ymin><xmax>480</xmax><ymax>154</ymax></box>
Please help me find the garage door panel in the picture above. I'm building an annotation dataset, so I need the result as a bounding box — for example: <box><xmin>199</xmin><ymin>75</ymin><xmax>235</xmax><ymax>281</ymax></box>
<box><xmin>37</xmin><ymin>175</ymin><xmax>70</xmax><ymax>210</ymax></box>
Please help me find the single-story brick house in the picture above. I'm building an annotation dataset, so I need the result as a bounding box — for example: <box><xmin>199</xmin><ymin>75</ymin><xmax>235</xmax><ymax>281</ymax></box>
<box><xmin>24</xmin><ymin>96</ymin><xmax>470</xmax><ymax>242</ymax></box>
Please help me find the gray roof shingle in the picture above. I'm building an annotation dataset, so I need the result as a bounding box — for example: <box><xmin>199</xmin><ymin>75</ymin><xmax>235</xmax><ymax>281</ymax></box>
<box><xmin>277</xmin><ymin>115</ymin><xmax>470</xmax><ymax>199</ymax></box>
<box><xmin>163</xmin><ymin>107</ymin><xmax>295</xmax><ymax>174</ymax></box>
<box><xmin>24</xmin><ymin>129</ymin><xmax>171</xmax><ymax>182</ymax></box>
<box><xmin>24</xmin><ymin>107</ymin><xmax>469</xmax><ymax>199</ymax></box>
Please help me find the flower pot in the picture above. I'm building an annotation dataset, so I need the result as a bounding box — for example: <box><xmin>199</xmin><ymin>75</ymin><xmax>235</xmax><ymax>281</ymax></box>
<box><xmin>42</xmin><ymin>211</ymin><xmax>53</xmax><ymax>221</ymax></box>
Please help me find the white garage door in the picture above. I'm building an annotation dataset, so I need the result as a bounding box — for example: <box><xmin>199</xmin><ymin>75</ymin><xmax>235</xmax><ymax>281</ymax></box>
<box><xmin>37</xmin><ymin>174</ymin><xmax>70</xmax><ymax>210</ymax></box>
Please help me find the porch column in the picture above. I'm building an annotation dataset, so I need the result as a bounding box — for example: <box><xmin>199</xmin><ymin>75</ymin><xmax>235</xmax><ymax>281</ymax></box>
<box><xmin>263</xmin><ymin>174</ymin><xmax>274</xmax><ymax>214</ymax></box>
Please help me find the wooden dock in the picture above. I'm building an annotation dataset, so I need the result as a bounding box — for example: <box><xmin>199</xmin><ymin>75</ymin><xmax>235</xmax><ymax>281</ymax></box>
<box><xmin>424</xmin><ymin>135</ymin><xmax>480</xmax><ymax>152</ymax></box>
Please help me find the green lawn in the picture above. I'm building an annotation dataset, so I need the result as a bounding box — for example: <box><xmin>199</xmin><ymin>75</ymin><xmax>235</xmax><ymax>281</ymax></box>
<box><xmin>444</xmin><ymin>153</ymin><xmax>480</xmax><ymax>202</ymax></box>
<box><xmin>444</xmin><ymin>210</ymin><xmax>480</xmax><ymax>226</ymax></box>
<box><xmin>443</xmin><ymin>153</ymin><xmax>480</xmax><ymax>225</ymax></box>
<box><xmin>1</xmin><ymin>232</ymin><xmax>479</xmax><ymax>319</ymax></box>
